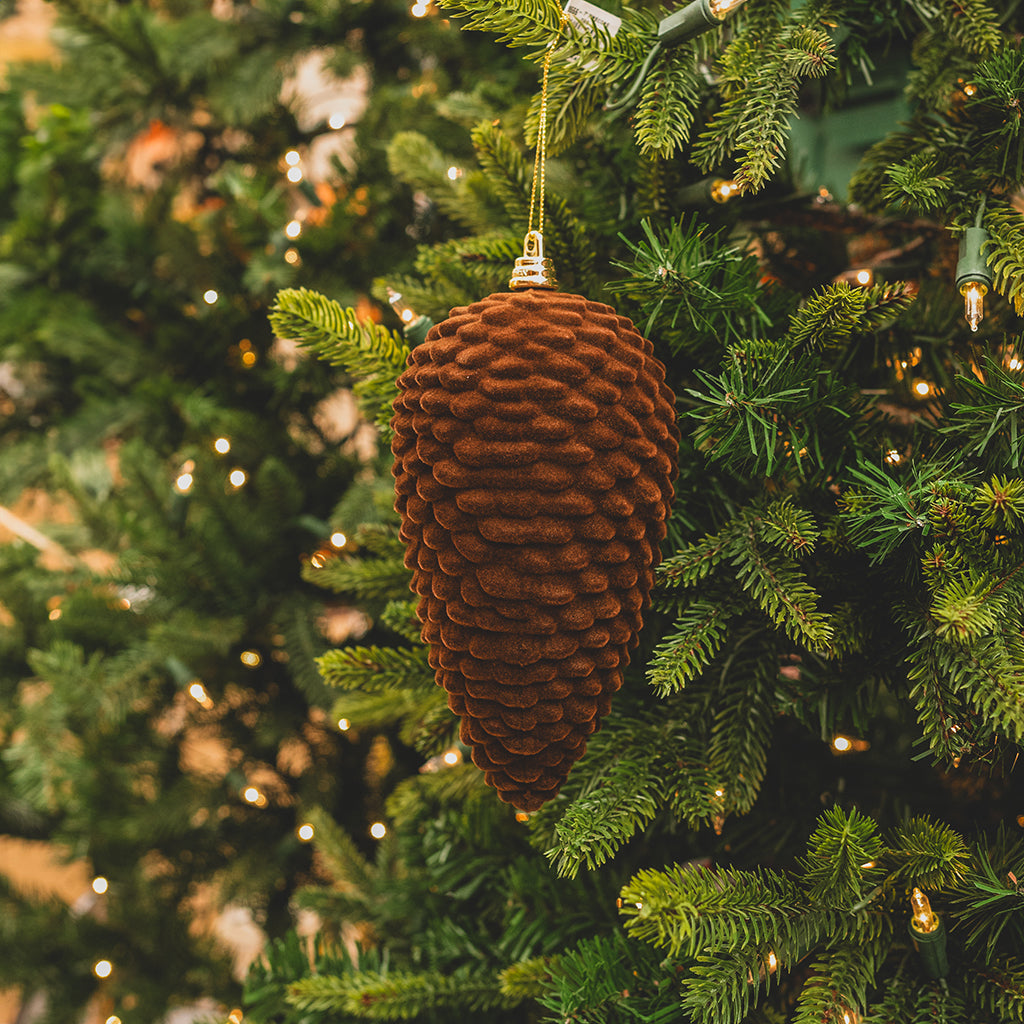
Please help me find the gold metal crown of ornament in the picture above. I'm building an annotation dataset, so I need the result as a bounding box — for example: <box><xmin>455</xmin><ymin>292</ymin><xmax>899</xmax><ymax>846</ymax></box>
<box><xmin>509</xmin><ymin>230</ymin><xmax>557</xmax><ymax>290</ymax></box>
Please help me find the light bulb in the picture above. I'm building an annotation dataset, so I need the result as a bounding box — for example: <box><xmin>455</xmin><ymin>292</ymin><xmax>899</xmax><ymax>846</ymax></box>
<box><xmin>914</xmin><ymin>380</ymin><xmax>934</xmax><ymax>398</ymax></box>
<box><xmin>709</xmin><ymin>178</ymin><xmax>739</xmax><ymax>203</ymax></box>
<box><xmin>213</xmin><ymin>437</ymin><xmax>231</xmax><ymax>454</ymax></box>
<box><xmin>410</xmin><ymin>1</ymin><xmax>428</xmax><ymax>15</ymax></box>
<box><xmin>92</xmin><ymin>876</ymin><xmax>109</xmax><ymax>895</ymax></box>
<box><xmin>910</xmin><ymin>887</ymin><xmax>939</xmax><ymax>934</ymax></box>
<box><xmin>338</xmin><ymin>717</ymin><xmax>351</xmax><ymax>731</ymax></box>
<box><xmin>832</xmin><ymin>735</ymin><xmax>852</xmax><ymax>752</ymax></box>
<box><xmin>885</xmin><ymin>449</ymin><xmax>901</xmax><ymax>464</ymax></box>
<box><xmin>442</xmin><ymin>748</ymin><xmax>462</xmax><ymax>766</ymax></box>
<box><xmin>106</xmin><ymin>1017</ymin><xmax>122</xmax><ymax>1024</ymax></box>
<box><xmin>229</xmin><ymin>468</ymin><xmax>247</xmax><ymax>488</ymax></box>
<box><xmin>203</xmin><ymin>289</ymin><xmax>218</xmax><ymax>305</ymax></box>
<box><xmin>370</xmin><ymin>821</ymin><xmax>387</xmax><ymax>839</ymax></box>
<box><xmin>330</xmin><ymin>531</ymin><xmax>347</xmax><ymax>548</ymax></box>
<box><xmin>284</xmin><ymin>247</ymin><xmax>301</xmax><ymax>266</ymax></box>
<box><xmin>93</xmin><ymin>960</ymin><xmax>113</xmax><ymax>978</ymax></box>
<box><xmin>239</xmin><ymin>649</ymin><xmax>262</xmax><ymax>667</ymax></box>
<box><xmin>708</xmin><ymin>0</ymin><xmax>748</xmax><ymax>17</ymax></box>
<box><xmin>188</xmin><ymin>681</ymin><xmax>214</xmax><ymax>708</ymax></box>
<box><xmin>446</xmin><ymin>165</ymin><xmax>463</xmax><ymax>181</ymax></box>
<box><xmin>387</xmin><ymin>286</ymin><xmax>418</xmax><ymax>323</ymax></box>
<box><xmin>960</xmin><ymin>280</ymin><xmax>987</xmax><ymax>332</ymax></box>
<box><xmin>243</xmin><ymin>786</ymin><xmax>266</xmax><ymax>806</ymax></box>
<box><xmin>297</xmin><ymin>823</ymin><xmax>315</xmax><ymax>841</ymax></box>
<box><xmin>1008</xmin><ymin>353</ymin><xmax>1023</xmax><ymax>372</ymax></box>
<box><xmin>855</xmin><ymin>268</ymin><xmax>873</xmax><ymax>286</ymax></box>
<box><xmin>284</xmin><ymin>150</ymin><xmax>301</xmax><ymax>166</ymax></box>
<box><xmin>286</xmin><ymin>166</ymin><xmax>303</xmax><ymax>183</ymax></box>
<box><xmin>328</xmin><ymin>112</ymin><xmax>346</xmax><ymax>130</ymax></box>
<box><xmin>175</xmin><ymin>472</ymin><xmax>194</xmax><ymax>493</ymax></box>
<box><xmin>284</xmin><ymin>219</ymin><xmax>302</xmax><ymax>239</ymax></box>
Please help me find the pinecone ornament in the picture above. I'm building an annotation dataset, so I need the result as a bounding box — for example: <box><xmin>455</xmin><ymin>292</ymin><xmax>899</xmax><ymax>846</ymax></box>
<box><xmin>391</xmin><ymin>286</ymin><xmax>678</xmax><ymax>810</ymax></box>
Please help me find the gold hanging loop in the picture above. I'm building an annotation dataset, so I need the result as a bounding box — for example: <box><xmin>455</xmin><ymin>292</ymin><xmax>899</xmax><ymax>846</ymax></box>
<box><xmin>510</xmin><ymin>15</ymin><xmax>564</xmax><ymax>290</ymax></box>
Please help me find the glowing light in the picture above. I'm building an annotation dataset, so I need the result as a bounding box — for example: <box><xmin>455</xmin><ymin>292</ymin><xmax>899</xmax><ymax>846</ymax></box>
<box><xmin>188</xmin><ymin>681</ymin><xmax>214</xmax><ymax>709</ymax></box>
<box><xmin>914</xmin><ymin>380</ymin><xmax>934</xmax><ymax>398</ymax></box>
<box><xmin>370</xmin><ymin>821</ymin><xmax>387</xmax><ymax>839</ymax></box>
<box><xmin>330</xmin><ymin>532</ymin><xmax>347</xmax><ymax>548</ymax></box>
<box><xmin>92</xmin><ymin>876</ymin><xmax>109</xmax><ymax>895</ymax></box>
<box><xmin>708</xmin><ymin>0</ymin><xmax>748</xmax><ymax>17</ymax></box>
<box><xmin>297</xmin><ymin>823</ymin><xmax>315</xmax><ymax>841</ymax></box>
<box><xmin>229</xmin><ymin>468</ymin><xmax>248</xmax><ymax>487</ymax></box>
<box><xmin>861</xmin><ymin>861</ymin><xmax>876</xmax><ymax>869</ymax></box>
<box><xmin>241</xmin><ymin>350</ymin><xmax>257</xmax><ymax>366</ymax></box>
<box><xmin>328</xmin><ymin>112</ymin><xmax>346</xmax><ymax>130</ymax></box>
<box><xmin>854</xmin><ymin>269</ymin><xmax>873</xmax><ymax>286</ymax></box>
<box><xmin>214</xmin><ymin>437</ymin><xmax>231</xmax><ymax>454</ymax></box>
<box><xmin>284</xmin><ymin>150</ymin><xmax>301</xmax><ymax>166</ymax></box>
<box><xmin>228</xmin><ymin>1011</ymin><xmax>243</xmax><ymax>1024</ymax></box>
<box><xmin>960</xmin><ymin>280</ymin><xmax>987</xmax><ymax>332</ymax></box>
<box><xmin>515</xmin><ymin>811</ymin><xmax>530</xmax><ymax>822</ymax></box>
<box><xmin>710</xmin><ymin>178</ymin><xmax>739</xmax><ymax>203</ymax></box>
<box><xmin>106</xmin><ymin>1017</ymin><xmax>123</xmax><ymax>1024</ymax></box>
<box><xmin>388</xmin><ymin>286</ymin><xmax>421</xmax><ymax>325</ymax></box>
<box><xmin>766</xmin><ymin>950</ymin><xmax>778</xmax><ymax>972</ymax></box>
<box><xmin>446</xmin><ymin>165</ymin><xmax>463</xmax><ymax>181</ymax></box>
<box><xmin>239</xmin><ymin>649</ymin><xmax>262</xmax><ymax>667</ymax></box>
<box><xmin>285</xmin><ymin>219</ymin><xmax>302</xmax><ymax>239</ymax></box>
<box><xmin>203</xmin><ymin>289</ymin><xmax>218</xmax><ymax>305</ymax></box>
<box><xmin>93</xmin><ymin>960</ymin><xmax>113</xmax><ymax>979</ymax></box>
<box><xmin>832</xmin><ymin>735</ymin><xmax>852</xmax><ymax>752</ymax></box>
<box><xmin>284</xmin><ymin>247</ymin><xmax>301</xmax><ymax>265</ymax></box>
<box><xmin>1008</xmin><ymin>354</ymin><xmax>1023</xmax><ymax>372</ymax></box>
<box><xmin>714</xmin><ymin>787</ymin><xmax>725</xmax><ymax>798</ymax></box>
<box><xmin>338</xmin><ymin>717</ymin><xmax>351</xmax><ymax>731</ymax></box>
<box><xmin>910</xmin><ymin>886</ymin><xmax>939</xmax><ymax>934</ymax></box>
<box><xmin>410</xmin><ymin>1</ymin><xmax>429</xmax><ymax>15</ymax></box>
<box><xmin>48</xmin><ymin>608</ymin><xmax>62</xmax><ymax>621</ymax></box>
<box><xmin>442</xmin><ymin>748</ymin><xmax>462</xmax><ymax>766</ymax></box>
<box><xmin>286</xmin><ymin>166</ymin><xmax>303</xmax><ymax>183</ymax></box>
<box><xmin>243</xmin><ymin>786</ymin><xmax>266</xmax><ymax>806</ymax></box>
<box><xmin>962</xmin><ymin>82</ymin><xmax>977</xmax><ymax>97</ymax></box>
<box><xmin>309</xmin><ymin>550</ymin><xmax>330</xmax><ymax>569</ymax></box>
<box><xmin>175</xmin><ymin>472</ymin><xmax>194</xmax><ymax>493</ymax></box>
<box><xmin>885</xmin><ymin>449</ymin><xmax>901</xmax><ymax>464</ymax></box>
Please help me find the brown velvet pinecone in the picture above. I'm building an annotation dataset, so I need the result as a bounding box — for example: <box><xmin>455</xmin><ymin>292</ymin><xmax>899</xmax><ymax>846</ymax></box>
<box><xmin>391</xmin><ymin>288</ymin><xmax>679</xmax><ymax>811</ymax></box>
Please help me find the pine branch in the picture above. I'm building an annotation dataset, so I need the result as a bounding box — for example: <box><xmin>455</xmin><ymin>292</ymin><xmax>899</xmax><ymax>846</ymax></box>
<box><xmin>316</xmin><ymin>645</ymin><xmax>434</xmax><ymax>693</ymax></box>
<box><xmin>800</xmin><ymin>806</ymin><xmax>885</xmax><ymax>908</ymax></box>
<box><xmin>885</xmin><ymin>817</ymin><xmax>972</xmax><ymax>891</ymax></box>
<box><xmin>269</xmin><ymin>288</ymin><xmax>408</xmax><ymax>432</ymax></box>
<box><xmin>960</xmin><ymin>958</ymin><xmax>1024</xmax><ymax>1023</ymax></box>
<box><xmin>289</xmin><ymin>967</ymin><xmax>512</xmax><ymax>1018</ymax></box>
<box><xmin>633</xmin><ymin>54</ymin><xmax>703</xmax><ymax>160</ymax></box>
<box><xmin>983</xmin><ymin>199</ymin><xmax>1024</xmax><ymax>315</ymax></box>
<box><xmin>647</xmin><ymin>597</ymin><xmax>734</xmax><ymax>695</ymax></box>
<box><xmin>792</xmin><ymin>937</ymin><xmax>891</xmax><ymax>1024</ymax></box>
<box><xmin>732</xmin><ymin>516</ymin><xmax>834</xmax><ymax>653</ymax></box>
<box><xmin>302</xmin><ymin>554</ymin><xmax>412</xmax><ymax>601</ymax></box>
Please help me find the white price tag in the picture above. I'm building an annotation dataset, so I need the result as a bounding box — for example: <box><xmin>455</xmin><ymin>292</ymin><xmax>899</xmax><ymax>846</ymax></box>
<box><xmin>562</xmin><ymin>0</ymin><xmax>621</xmax><ymax>40</ymax></box>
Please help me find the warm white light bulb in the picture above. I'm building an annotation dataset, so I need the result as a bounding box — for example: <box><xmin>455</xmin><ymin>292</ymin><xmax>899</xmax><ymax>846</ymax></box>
<box><xmin>92</xmin><ymin>876</ymin><xmax>109</xmax><ymax>895</ymax></box>
<box><xmin>285</xmin><ymin>150</ymin><xmax>301</xmax><ymax>166</ymax></box>
<box><xmin>338</xmin><ymin>717</ymin><xmax>351</xmax><ymax>731</ymax></box>
<box><xmin>285</xmin><ymin>219</ymin><xmax>302</xmax><ymax>239</ymax></box>
<box><xmin>410</xmin><ymin>1</ymin><xmax>428</xmax><ymax>15</ymax></box>
<box><xmin>214</xmin><ymin>437</ymin><xmax>231</xmax><ymax>454</ymax></box>
<box><xmin>710</xmin><ymin>178</ymin><xmax>739</xmax><ymax>203</ymax></box>
<box><xmin>175</xmin><ymin>472</ymin><xmax>194</xmax><ymax>493</ymax></box>
<box><xmin>239</xmin><ymin>649</ymin><xmax>262</xmax><ymax>667</ymax></box>
<box><xmin>442</xmin><ymin>748</ymin><xmax>461</xmax><ymax>766</ymax></box>
<box><xmin>286</xmin><ymin>166</ymin><xmax>303</xmax><ymax>183</ymax></box>
<box><xmin>832</xmin><ymin>735</ymin><xmax>852</xmax><ymax>752</ymax></box>
<box><xmin>855</xmin><ymin>269</ymin><xmax>873</xmax><ymax>286</ymax></box>
<box><xmin>203</xmin><ymin>289</ymin><xmax>218</xmax><ymax>304</ymax></box>
<box><xmin>94</xmin><ymin>960</ymin><xmax>113</xmax><ymax>979</ymax></box>
<box><xmin>229</xmin><ymin>468</ymin><xmax>247</xmax><ymax>487</ymax></box>
<box><xmin>328</xmin><ymin>112</ymin><xmax>346</xmax><ymax>130</ymax></box>
<box><xmin>297</xmin><ymin>823</ymin><xmax>315</xmax><ymax>841</ymax></box>
<box><xmin>708</xmin><ymin>0</ymin><xmax>748</xmax><ymax>18</ymax></box>
<box><xmin>330</xmin><ymin>531</ymin><xmax>347</xmax><ymax>548</ymax></box>
<box><xmin>370</xmin><ymin>821</ymin><xmax>387</xmax><ymax>839</ymax></box>
<box><xmin>960</xmin><ymin>280</ymin><xmax>987</xmax><ymax>332</ymax></box>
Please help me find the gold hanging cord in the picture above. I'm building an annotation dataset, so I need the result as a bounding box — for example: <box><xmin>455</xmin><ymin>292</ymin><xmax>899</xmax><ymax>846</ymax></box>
<box><xmin>509</xmin><ymin>18</ymin><xmax>563</xmax><ymax>290</ymax></box>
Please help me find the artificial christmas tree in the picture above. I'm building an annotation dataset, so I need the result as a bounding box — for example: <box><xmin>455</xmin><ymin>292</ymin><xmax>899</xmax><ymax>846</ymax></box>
<box><xmin>252</xmin><ymin>0</ymin><xmax>1024</xmax><ymax>1022</ymax></box>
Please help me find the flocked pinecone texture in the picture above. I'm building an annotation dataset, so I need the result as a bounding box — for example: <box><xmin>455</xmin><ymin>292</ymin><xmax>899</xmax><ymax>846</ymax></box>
<box><xmin>391</xmin><ymin>289</ymin><xmax>678</xmax><ymax>810</ymax></box>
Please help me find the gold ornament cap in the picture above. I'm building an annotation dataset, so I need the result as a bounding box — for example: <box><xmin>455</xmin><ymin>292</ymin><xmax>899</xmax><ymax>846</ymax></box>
<box><xmin>509</xmin><ymin>230</ymin><xmax>557</xmax><ymax>290</ymax></box>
